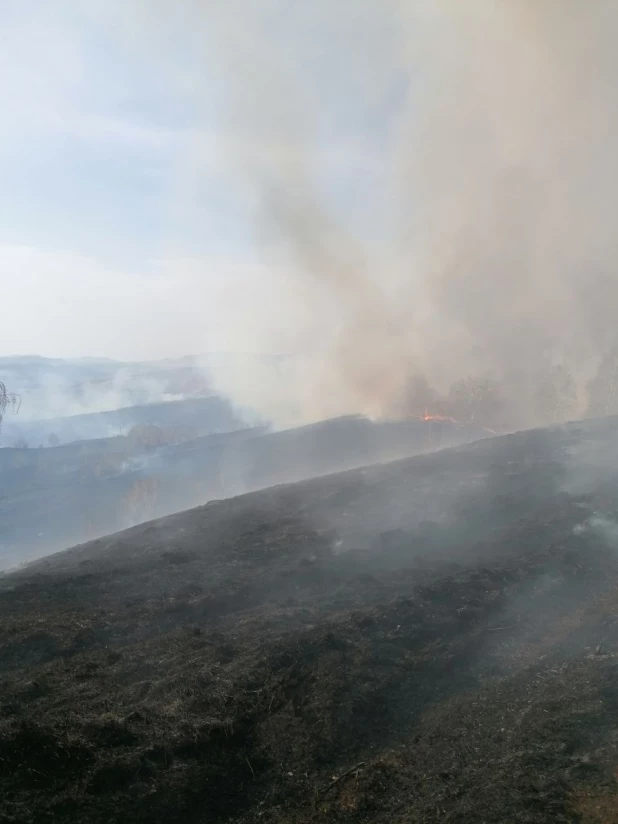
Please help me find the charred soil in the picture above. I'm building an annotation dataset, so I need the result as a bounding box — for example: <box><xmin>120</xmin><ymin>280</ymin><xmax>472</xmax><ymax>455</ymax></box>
<box><xmin>3</xmin><ymin>419</ymin><xmax>618</xmax><ymax>822</ymax></box>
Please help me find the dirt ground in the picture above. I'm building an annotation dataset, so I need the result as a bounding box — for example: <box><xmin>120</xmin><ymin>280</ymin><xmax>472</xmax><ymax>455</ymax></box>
<box><xmin>3</xmin><ymin>419</ymin><xmax>618</xmax><ymax>822</ymax></box>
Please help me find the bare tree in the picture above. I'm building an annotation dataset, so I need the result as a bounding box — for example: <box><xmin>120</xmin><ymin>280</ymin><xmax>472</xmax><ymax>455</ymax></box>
<box><xmin>535</xmin><ymin>365</ymin><xmax>577</xmax><ymax>425</ymax></box>
<box><xmin>448</xmin><ymin>376</ymin><xmax>505</xmax><ymax>431</ymax></box>
<box><xmin>396</xmin><ymin>375</ymin><xmax>439</xmax><ymax>419</ymax></box>
<box><xmin>587</xmin><ymin>346</ymin><xmax>618</xmax><ymax>418</ymax></box>
<box><xmin>0</xmin><ymin>382</ymin><xmax>19</xmax><ymax>432</ymax></box>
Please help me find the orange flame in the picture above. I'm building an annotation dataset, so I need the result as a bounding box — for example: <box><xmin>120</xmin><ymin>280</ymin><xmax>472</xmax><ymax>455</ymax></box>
<box><xmin>421</xmin><ymin>408</ymin><xmax>456</xmax><ymax>423</ymax></box>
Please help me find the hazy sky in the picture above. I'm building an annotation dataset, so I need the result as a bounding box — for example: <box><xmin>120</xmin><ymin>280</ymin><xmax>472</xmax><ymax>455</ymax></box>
<box><xmin>0</xmin><ymin>1</ymin><xmax>395</xmax><ymax>360</ymax></box>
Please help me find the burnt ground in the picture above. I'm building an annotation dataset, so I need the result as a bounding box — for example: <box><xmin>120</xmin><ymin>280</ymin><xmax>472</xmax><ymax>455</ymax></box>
<box><xmin>3</xmin><ymin>419</ymin><xmax>618</xmax><ymax>822</ymax></box>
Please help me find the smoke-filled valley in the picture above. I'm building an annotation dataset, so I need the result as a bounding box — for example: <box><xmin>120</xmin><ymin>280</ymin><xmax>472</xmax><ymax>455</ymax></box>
<box><xmin>0</xmin><ymin>357</ymin><xmax>490</xmax><ymax>569</ymax></box>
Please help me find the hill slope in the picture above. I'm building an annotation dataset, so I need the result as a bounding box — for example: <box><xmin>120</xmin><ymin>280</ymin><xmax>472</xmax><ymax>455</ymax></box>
<box><xmin>2</xmin><ymin>419</ymin><xmax>618</xmax><ymax>822</ymax></box>
<box><xmin>0</xmin><ymin>355</ymin><xmax>215</xmax><ymax>424</ymax></box>
<box><xmin>0</xmin><ymin>396</ymin><xmax>243</xmax><ymax>447</ymax></box>
<box><xmin>0</xmin><ymin>416</ymin><xmax>484</xmax><ymax>568</ymax></box>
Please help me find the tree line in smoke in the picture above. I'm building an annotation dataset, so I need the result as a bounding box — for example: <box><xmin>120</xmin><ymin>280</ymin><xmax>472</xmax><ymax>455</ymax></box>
<box><xmin>0</xmin><ymin>383</ymin><xmax>19</xmax><ymax>432</ymax></box>
<box><xmin>399</xmin><ymin>347</ymin><xmax>618</xmax><ymax>434</ymax></box>
<box><xmin>3</xmin><ymin>345</ymin><xmax>618</xmax><ymax>441</ymax></box>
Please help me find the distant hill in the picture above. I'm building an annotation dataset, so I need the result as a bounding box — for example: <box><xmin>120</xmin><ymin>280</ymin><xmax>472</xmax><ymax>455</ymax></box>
<box><xmin>0</xmin><ymin>396</ymin><xmax>245</xmax><ymax>447</ymax></box>
<box><xmin>0</xmin><ymin>415</ymin><xmax>487</xmax><ymax>568</ymax></box>
<box><xmin>0</xmin><ymin>353</ymin><xmax>277</xmax><ymax>423</ymax></box>
<box><xmin>0</xmin><ymin>354</ymin><xmax>215</xmax><ymax>423</ymax></box>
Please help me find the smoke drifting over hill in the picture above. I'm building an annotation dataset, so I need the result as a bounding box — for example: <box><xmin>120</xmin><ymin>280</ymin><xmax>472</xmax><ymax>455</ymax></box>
<box><xmin>98</xmin><ymin>1</ymin><xmax>618</xmax><ymax>429</ymax></box>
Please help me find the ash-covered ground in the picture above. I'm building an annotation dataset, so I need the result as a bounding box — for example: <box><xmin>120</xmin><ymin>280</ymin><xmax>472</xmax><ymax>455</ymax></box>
<box><xmin>3</xmin><ymin>418</ymin><xmax>618</xmax><ymax>822</ymax></box>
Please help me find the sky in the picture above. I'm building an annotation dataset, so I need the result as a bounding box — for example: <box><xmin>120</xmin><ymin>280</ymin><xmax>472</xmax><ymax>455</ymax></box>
<box><xmin>0</xmin><ymin>0</ymin><xmax>397</xmax><ymax>360</ymax></box>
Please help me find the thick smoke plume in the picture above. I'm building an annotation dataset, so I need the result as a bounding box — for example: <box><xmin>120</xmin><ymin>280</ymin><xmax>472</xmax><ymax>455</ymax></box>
<box><xmin>106</xmin><ymin>1</ymin><xmax>618</xmax><ymax>429</ymax></box>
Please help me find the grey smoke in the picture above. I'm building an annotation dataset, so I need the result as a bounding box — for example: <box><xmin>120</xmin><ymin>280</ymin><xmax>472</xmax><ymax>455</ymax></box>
<box><xmin>574</xmin><ymin>515</ymin><xmax>618</xmax><ymax>550</ymax></box>
<box><xmin>93</xmin><ymin>1</ymin><xmax>618</xmax><ymax>428</ymax></box>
